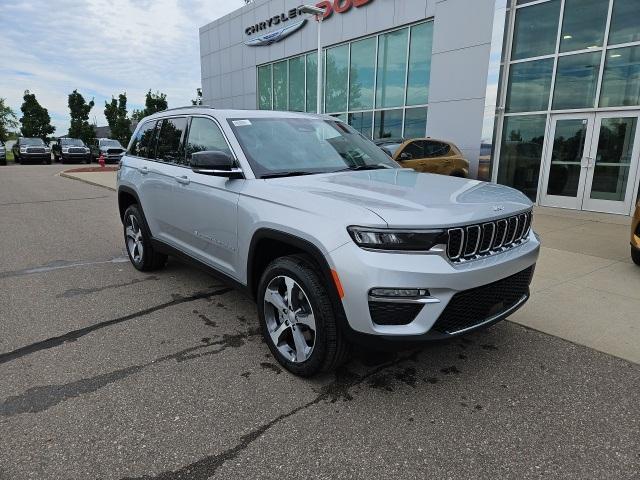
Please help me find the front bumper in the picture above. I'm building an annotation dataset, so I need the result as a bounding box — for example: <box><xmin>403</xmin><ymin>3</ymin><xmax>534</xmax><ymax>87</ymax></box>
<box><xmin>329</xmin><ymin>231</ymin><xmax>540</xmax><ymax>341</ymax></box>
<box><xmin>61</xmin><ymin>153</ymin><xmax>91</xmax><ymax>162</ymax></box>
<box><xmin>19</xmin><ymin>153</ymin><xmax>50</xmax><ymax>162</ymax></box>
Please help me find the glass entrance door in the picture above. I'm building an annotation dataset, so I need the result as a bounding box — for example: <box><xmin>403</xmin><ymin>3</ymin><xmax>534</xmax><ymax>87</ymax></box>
<box><xmin>540</xmin><ymin>114</ymin><xmax>595</xmax><ymax>210</ymax></box>
<box><xmin>540</xmin><ymin>112</ymin><xmax>640</xmax><ymax>214</ymax></box>
<box><xmin>582</xmin><ymin>113</ymin><xmax>640</xmax><ymax>214</ymax></box>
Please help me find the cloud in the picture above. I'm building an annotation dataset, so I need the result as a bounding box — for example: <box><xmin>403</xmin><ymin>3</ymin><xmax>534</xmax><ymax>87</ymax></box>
<box><xmin>0</xmin><ymin>0</ymin><xmax>244</xmax><ymax>134</ymax></box>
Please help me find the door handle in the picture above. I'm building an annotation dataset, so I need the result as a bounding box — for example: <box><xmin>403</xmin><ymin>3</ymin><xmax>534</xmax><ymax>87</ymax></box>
<box><xmin>140</xmin><ymin>166</ymin><xmax>150</xmax><ymax>175</ymax></box>
<box><xmin>175</xmin><ymin>175</ymin><xmax>190</xmax><ymax>185</ymax></box>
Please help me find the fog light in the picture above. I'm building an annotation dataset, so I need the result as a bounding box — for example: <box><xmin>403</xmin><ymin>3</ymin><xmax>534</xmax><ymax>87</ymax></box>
<box><xmin>369</xmin><ymin>288</ymin><xmax>429</xmax><ymax>298</ymax></box>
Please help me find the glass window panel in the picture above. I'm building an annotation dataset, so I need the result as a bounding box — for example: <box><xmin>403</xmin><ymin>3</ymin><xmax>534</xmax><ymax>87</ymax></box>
<box><xmin>600</xmin><ymin>46</ymin><xmax>640</xmax><ymax>107</ymax></box>
<box><xmin>185</xmin><ymin>117</ymin><xmax>232</xmax><ymax>163</ymax></box>
<box><xmin>559</xmin><ymin>0</ymin><xmax>608</xmax><ymax>53</ymax></box>
<box><xmin>325</xmin><ymin>45</ymin><xmax>349</xmax><ymax>114</ymax></box>
<box><xmin>590</xmin><ymin>117</ymin><xmax>637</xmax><ymax>201</ymax></box>
<box><xmin>511</xmin><ymin>0</ymin><xmax>560</xmax><ymax>60</ymax></box>
<box><xmin>349</xmin><ymin>37</ymin><xmax>376</xmax><ymax>111</ymax></box>
<box><xmin>306</xmin><ymin>53</ymin><xmax>318</xmax><ymax>113</ymax></box>
<box><xmin>505</xmin><ymin>59</ymin><xmax>554</xmax><ymax>112</ymax></box>
<box><xmin>374</xmin><ymin>109</ymin><xmax>404</xmax><ymax>139</ymax></box>
<box><xmin>376</xmin><ymin>28</ymin><xmax>409</xmax><ymax>108</ymax></box>
<box><xmin>497</xmin><ymin>115</ymin><xmax>547</xmax><ymax>201</ymax></box>
<box><xmin>348</xmin><ymin>111</ymin><xmax>373</xmax><ymax>138</ymax></box>
<box><xmin>406</xmin><ymin>22</ymin><xmax>433</xmax><ymax>106</ymax></box>
<box><xmin>608</xmin><ymin>0</ymin><xmax>640</xmax><ymax>45</ymax></box>
<box><xmin>552</xmin><ymin>52</ymin><xmax>601</xmax><ymax>110</ymax></box>
<box><xmin>288</xmin><ymin>56</ymin><xmax>305</xmax><ymax>112</ymax></box>
<box><xmin>257</xmin><ymin>65</ymin><xmax>272</xmax><ymax>110</ymax></box>
<box><xmin>546</xmin><ymin>119</ymin><xmax>589</xmax><ymax>197</ymax></box>
<box><xmin>273</xmin><ymin>60</ymin><xmax>288</xmax><ymax>110</ymax></box>
<box><xmin>403</xmin><ymin>107</ymin><xmax>428</xmax><ymax>139</ymax></box>
<box><xmin>156</xmin><ymin>117</ymin><xmax>187</xmax><ymax>164</ymax></box>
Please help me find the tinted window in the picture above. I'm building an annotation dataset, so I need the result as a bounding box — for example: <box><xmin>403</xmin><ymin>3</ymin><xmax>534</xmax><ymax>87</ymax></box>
<box><xmin>400</xmin><ymin>141</ymin><xmax>424</xmax><ymax>160</ymax></box>
<box><xmin>129</xmin><ymin>121</ymin><xmax>157</xmax><ymax>158</ymax></box>
<box><xmin>156</xmin><ymin>117</ymin><xmax>187</xmax><ymax>164</ymax></box>
<box><xmin>185</xmin><ymin>117</ymin><xmax>232</xmax><ymax>163</ymax></box>
<box><xmin>424</xmin><ymin>141</ymin><xmax>451</xmax><ymax>158</ymax></box>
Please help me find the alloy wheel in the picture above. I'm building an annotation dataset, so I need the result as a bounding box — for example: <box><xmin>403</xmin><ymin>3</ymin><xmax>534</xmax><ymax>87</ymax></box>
<box><xmin>125</xmin><ymin>214</ymin><xmax>144</xmax><ymax>264</ymax></box>
<box><xmin>263</xmin><ymin>275</ymin><xmax>316</xmax><ymax>363</ymax></box>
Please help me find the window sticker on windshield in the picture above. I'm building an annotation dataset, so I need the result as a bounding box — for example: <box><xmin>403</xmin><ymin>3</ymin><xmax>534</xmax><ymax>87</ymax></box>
<box><xmin>232</xmin><ymin>120</ymin><xmax>252</xmax><ymax>127</ymax></box>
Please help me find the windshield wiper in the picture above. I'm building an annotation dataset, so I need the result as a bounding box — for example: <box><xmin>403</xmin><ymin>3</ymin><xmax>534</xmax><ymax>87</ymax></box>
<box><xmin>261</xmin><ymin>171</ymin><xmax>316</xmax><ymax>179</ymax></box>
<box><xmin>332</xmin><ymin>164</ymin><xmax>393</xmax><ymax>173</ymax></box>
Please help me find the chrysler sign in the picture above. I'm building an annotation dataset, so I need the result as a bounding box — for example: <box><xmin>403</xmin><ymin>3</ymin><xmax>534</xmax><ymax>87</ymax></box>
<box><xmin>244</xmin><ymin>0</ymin><xmax>374</xmax><ymax>46</ymax></box>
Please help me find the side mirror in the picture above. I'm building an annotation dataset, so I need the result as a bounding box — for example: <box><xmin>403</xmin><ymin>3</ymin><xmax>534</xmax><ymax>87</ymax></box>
<box><xmin>190</xmin><ymin>150</ymin><xmax>243</xmax><ymax>178</ymax></box>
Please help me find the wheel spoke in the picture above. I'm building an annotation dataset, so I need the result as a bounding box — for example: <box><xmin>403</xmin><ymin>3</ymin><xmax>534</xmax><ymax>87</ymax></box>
<box><xmin>265</xmin><ymin>288</ymin><xmax>287</xmax><ymax>311</ymax></box>
<box><xmin>136</xmin><ymin>240</ymin><xmax>144</xmax><ymax>260</ymax></box>
<box><xmin>296</xmin><ymin>312</ymin><xmax>316</xmax><ymax>332</ymax></box>
<box><xmin>284</xmin><ymin>277</ymin><xmax>295</xmax><ymax>309</ymax></box>
<box><xmin>269</xmin><ymin>321</ymin><xmax>289</xmax><ymax>346</ymax></box>
<box><xmin>291</xmin><ymin>327</ymin><xmax>308</xmax><ymax>362</ymax></box>
<box><xmin>125</xmin><ymin>226</ymin><xmax>136</xmax><ymax>240</ymax></box>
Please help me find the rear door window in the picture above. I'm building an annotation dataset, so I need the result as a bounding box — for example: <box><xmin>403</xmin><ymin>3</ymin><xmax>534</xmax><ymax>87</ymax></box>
<box><xmin>424</xmin><ymin>140</ymin><xmax>451</xmax><ymax>158</ymax></box>
<box><xmin>185</xmin><ymin>117</ymin><xmax>232</xmax><ymax>163</ymax></box>
<box><xmin>400</xmin><ymin>140</ymin><xmax>425</xmax><ymax>160</ymax></box>
<box><xmin>129</xmin><ymin>121</ymin><xmax>158</xmax><ymax>159</ymax></box>
<box><xmin>156</xmin><ymin>117</ymin><xmax>188</xmax><ymax>164</ymax></box>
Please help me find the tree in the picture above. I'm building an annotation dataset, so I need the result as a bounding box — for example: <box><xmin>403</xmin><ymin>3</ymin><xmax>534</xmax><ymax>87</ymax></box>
<box><xmin>191</xmin><ymin>88</ymin><xmax>203</xmax><ymax>106</ymax></box>
<box><xmin>19</xmin><ymin>90</ymin><xmax>55</xmax><ymax>141</ymax></box>
<box><xmin>68</xmin><ymin>89</ymin><xmax>96</xmax><ymax>144</ymax></box>
<box><xmin>132</xmin><ymin>90</ymin><xmax>168</xmax><ymax>121</ymax></box>
<box><xmin>104</xmin><ymin>93</ymin><xmax>132</xmax><ymax>145</ymax></box>
<box><xmin>0</xmin><ymin>98</ymin><xmax>19</xmax><ymax>142</ymax></box>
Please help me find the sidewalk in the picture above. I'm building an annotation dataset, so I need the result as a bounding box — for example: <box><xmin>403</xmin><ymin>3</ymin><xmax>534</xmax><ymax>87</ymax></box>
<box><xmin>58</xmin><ymin>169</ymin><xmax>639</xmax><ymax>363</ymax></box>
<box><xmin>513</xmin><ymin>206</ymin><xmax>639</xmax><ymax>364</ymax></box>
<box><xmin>60</xmin><ymin>167</ymin><xmax>117</xmax><ymax>191</ymax></box>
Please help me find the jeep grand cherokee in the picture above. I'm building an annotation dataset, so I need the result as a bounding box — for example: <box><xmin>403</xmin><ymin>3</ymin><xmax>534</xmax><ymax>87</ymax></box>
<box><xmin>117</xmin><ymin>108</ymin><xmax>540</xmax><ymax>376</ymax></box>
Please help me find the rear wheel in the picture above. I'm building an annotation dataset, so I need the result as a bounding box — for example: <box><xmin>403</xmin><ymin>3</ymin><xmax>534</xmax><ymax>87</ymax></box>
<box><xmin>632</xmin><ymin>247</ymin><xmax>640</xmax><ymax>266</ymax></box>
<box><xmin>257</xmin><ymin>255</ymin><xmax>350</xmax><ymax>377</ymax></box>
<box><xmin>123</xmin><ymin>205</ymin><xmax>167</xmax><ymax>271</ymax></box>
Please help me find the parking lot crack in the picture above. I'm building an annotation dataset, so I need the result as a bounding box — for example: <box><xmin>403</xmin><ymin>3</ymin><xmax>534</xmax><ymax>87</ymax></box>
<box><xmin>0</xmin><ymin>287</ymin><xmax>232</xmax><ymax>365</ymax></box>
<box><xmin>56</xmin><ymin>276</ymin><xmax>160</xmax><ymax>298</ymax></box>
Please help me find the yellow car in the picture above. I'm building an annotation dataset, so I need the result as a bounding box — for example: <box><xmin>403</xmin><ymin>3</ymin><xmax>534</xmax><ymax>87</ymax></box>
<box><xmin>632</xmin><ymin>199</ymin><xmax>640</xmax><ymax>265</ymax></box>
<box><xmin>376</xmin><ymin>138</ymin><xmax>469</xmax><ymax>177</ymax></box>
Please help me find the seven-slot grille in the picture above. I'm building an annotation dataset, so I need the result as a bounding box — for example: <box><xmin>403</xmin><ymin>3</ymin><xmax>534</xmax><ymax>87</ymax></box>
<box><xmin>26</xmin><ymin>147</ymin><xmax>45</xmax><ymax>154</ymax></box>
<box><xmin>68</xmin><ymin>147</ymin><xmax>86</xmax><ymax>154</ymax></box>
<box><xmin>106</xmin><ymin>148</ymin><xmax>123</xmax><ymax>155</ymax></box>
<box><xmin>446</xmin><ymin>211</ymin><xmax>532</xmax><ymax>262</ymax></box>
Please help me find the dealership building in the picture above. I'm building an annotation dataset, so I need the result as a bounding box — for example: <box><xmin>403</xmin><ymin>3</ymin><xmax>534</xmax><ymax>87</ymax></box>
<box><xmin>200</xmin><ymin>0</ymin><xmax>640</xmax><ymax>215</ymax></box>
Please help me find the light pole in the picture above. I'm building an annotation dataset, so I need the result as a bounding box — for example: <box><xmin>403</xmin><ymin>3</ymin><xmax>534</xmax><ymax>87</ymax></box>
<box><xmin>299</xmin><ymin>5</ymin><xmax>326</xmax><ymax>114</ymax></box>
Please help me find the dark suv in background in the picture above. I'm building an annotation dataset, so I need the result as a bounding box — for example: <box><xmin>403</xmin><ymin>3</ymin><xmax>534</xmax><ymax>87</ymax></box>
<box><xmin>12</xmin><ymin>137</ymin><xmax>51</xmax><ymax>164</ymax></box>
<box><xmin>52</xmin><ymin>137</ymin><xmax>91</xmax><ymax>163</ymax></box>
<box><xmin>0</xmin><ymin>141</ymin><xmax>6</xmax><ymax>165</ymax></box>
<box><xmin>90</xmin><ymin>138</ymin><xmax>126</xmax><ymax>163</ymax></box>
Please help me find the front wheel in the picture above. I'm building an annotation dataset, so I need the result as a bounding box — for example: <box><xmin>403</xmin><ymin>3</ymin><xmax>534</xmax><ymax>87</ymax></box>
<box><xmin>257</xmin><ymin>255</ymin><xmax>350</xmax><ymax>377</ymax></box>
<box><xmin>123</xmin><ymin>205</ymin><xmax>167</xmax><ymax>271</ymax></box>
<box><xmin>632</xmin><ymin>247</ymin><xmax>640</xmax><ymax>266</ymax></box>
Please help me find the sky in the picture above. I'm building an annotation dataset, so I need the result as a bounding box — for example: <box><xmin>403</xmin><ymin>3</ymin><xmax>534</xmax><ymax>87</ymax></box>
<box><xmin>0</xmin><ymin>0</ymin><xmax>245</xmax><ymax>135</ymax></box>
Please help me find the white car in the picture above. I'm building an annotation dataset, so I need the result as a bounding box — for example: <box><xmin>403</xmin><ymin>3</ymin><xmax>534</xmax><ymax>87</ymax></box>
<box><xmin>117</xmin><ymin>107</ymin><xmax>540</xmax><ymax>376</ymax></box>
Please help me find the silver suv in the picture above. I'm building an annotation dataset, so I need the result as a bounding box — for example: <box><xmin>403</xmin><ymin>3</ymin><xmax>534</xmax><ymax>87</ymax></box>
<box><xmin>117</xmin><ymin>107</ymin><xmax>540</xmax><ymax>376</ymax></box>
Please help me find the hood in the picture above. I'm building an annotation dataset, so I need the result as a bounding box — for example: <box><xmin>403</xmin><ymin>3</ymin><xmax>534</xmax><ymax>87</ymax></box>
<box><xmin>267</xmin><ymin>169</ymin><xmax>532</xmax><ymax>228</ymax></box>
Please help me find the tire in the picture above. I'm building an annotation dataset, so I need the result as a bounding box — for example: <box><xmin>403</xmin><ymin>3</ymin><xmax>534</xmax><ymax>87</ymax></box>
<box><xmin>123</xmin><ymin>204</ymin><xmax>167</xmax><ymax>272</ymax></box>
<box><xmin>257</xmin><ymin>255</ymin><xmax>350</xmax><ymax>377</ymax></box>
<box><xmin>632</xmin><ymin>247</ymin><xmax>640</xmax><ymax>266</ymax></box>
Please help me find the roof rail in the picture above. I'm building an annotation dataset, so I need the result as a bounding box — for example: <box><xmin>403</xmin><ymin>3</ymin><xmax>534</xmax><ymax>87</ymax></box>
<box><xmin>151</xmin><ymin>105</ymin><xmax>213</xmax><ymax>114</ymax></box>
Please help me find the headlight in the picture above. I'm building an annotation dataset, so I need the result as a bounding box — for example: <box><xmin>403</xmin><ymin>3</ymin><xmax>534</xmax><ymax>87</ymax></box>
<box><xmin>44</xmin><ymin>147</ymin><xmax>50</xmax><ymax>152</ymax></box>
<box><xmin>20</xmin><ymin>147</ymin><xmax>27</xmax><ymax>153</ymax></box>
<box><xmin>62</xmin><ymin>148</ymin><xmax>69</xmax><ymax>153</ymax></box>
<box><xmin>347</xmin><ymin>226</ymin><xmax>445</xmax><ymax>251</ymax></box>
<box><xmin>85</xmin><ymin>147</ymin><xmax>90</xmax><ymax>152</ymax></box>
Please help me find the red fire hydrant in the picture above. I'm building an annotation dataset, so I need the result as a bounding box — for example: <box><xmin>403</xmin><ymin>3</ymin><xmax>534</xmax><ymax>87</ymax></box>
<box><xmin>98</xmin><ymin>153</ymin><xmax>105</xmax><ymax>168</ymax></box>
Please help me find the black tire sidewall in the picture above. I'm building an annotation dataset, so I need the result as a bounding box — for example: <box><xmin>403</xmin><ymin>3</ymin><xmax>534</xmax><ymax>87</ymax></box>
<box><xmin>257</xmin><ymin>257</ymin><xmax>335</xmax><ymax>377</ymax></box>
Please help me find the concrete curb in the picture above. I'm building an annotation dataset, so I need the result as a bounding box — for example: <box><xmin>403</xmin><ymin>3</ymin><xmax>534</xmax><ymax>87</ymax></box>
<box><xmin>59</xmin><ymin>171</ymin><xmax>116</xmax><ymax>192</ymax></box>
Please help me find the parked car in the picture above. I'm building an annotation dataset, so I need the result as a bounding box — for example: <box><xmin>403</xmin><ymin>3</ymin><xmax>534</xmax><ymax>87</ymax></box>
<box><xmin>376</xmin><ymin>138</ymin><xmax>469</xmax><ymax>177</ymax></box>
<box><xmin>632</xmin><ymin>199</ymin><xmax>640</xmax><ymax>265</ymax></box>
<box><xmin>12</xmin><ymin>137</ymin><xmax>52</xmax><ymax>164</ymax></box>
<box><xmin>90</xmin><ymin>138</ymin><xmax>126</xmax><ymax>163</ymax></box>
<box><xmin>117</xmin><ymin>108</ymin><xmax>539</xmax><ymax>376</ymax></box>
<box><xmin>0</xmin><ymin>141</ymin><xmax>5</xmax><ymax>165</ymax></box>
<box><xmin>52</xmin><ymin>137</ymin><xmax>91</xmax><ymax>164</ymax></box>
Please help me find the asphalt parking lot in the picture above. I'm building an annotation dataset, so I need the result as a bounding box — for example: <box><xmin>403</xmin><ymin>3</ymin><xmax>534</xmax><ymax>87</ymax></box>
<box><xmin>0</xmin><ymin>165</ymin><xmax>638</xmax><ymax>480</ymax></box>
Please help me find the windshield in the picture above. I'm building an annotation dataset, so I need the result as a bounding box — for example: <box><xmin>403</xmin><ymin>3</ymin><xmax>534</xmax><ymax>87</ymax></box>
<box><xmin>100</xmin><ymin>139</ymin><xmax>122</xmax><ymax>147</ymax></box>
<box><xmin>22</xmin><ymin>138</ymin><xmax>45</xmax><ymax>146</ymax></box>
<box><xmin>228</xmin><ymin>117</ymin><xmax>398</xmax><ymax>178</ymax></box>
<box><xmin>61</xmin><ymin>138</ymin><xmax>85</xmax><ymax>146</ymax></box>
